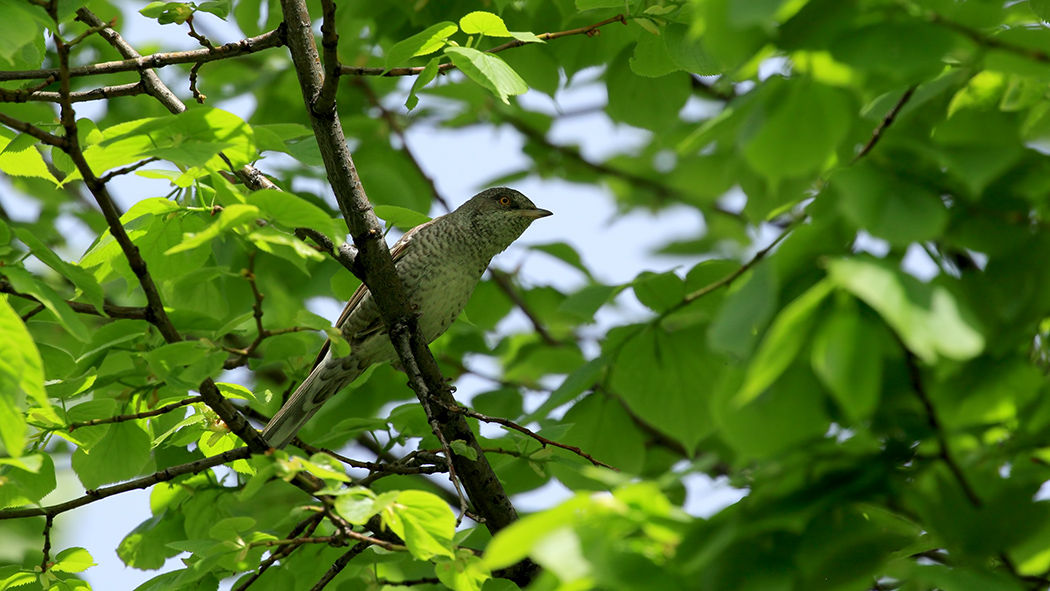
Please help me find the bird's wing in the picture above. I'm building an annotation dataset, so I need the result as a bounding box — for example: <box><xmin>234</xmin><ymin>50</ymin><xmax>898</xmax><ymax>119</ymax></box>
<box><xmin>310</xmin><ymin>218</ymin><xmax>437</xmax><ymax>369</ymax></box>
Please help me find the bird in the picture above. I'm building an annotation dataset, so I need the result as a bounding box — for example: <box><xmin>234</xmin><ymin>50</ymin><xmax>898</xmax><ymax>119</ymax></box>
<box><xmin>262</xmin><ymin>187</ymin><xmax>552</xmax><ymax>449</ymax></box>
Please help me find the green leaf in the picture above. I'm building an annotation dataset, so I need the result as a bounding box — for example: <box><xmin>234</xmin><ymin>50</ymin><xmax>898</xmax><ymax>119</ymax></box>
<box><xmin>610</xmin><ymin>325</ymin><xmax>719</xmax><ymax>453</ymax></box>
<box><xmin>744</xmin><ymin>79</ymin><xmax>852</xmax><ymax>180</ymax></box>
<box><xmin>632</xmin><ymin>271</ymin><xmax>685</xmax><ymax>313</ymax></box>
<box><xmin>607</xmin><ymin>50</ymin><xmax>690</xmax><ymax>131</ymax></box>
<box><xmin>435</xmin><ymin>551</ymin><xmax>490</xmax><ymax>591</ymax></box>
<box><xmin>14</xmin><ymin>228</ymin><xmax>106</xmax><ymax>316</ymax></box>
<box><xmin>826</xmin><ymin>258</ymin><xmax>984</xmax><ymax>363</ymax></box>
<box><xmin>484</xmin><ymin>495</ymin><xmax>590</xmax><ymax>569</ymax></box>
<box><xmin>631</xmin><ymin>31</ymin><xmax>680</xmax><ymax>78</ymax></box>
<box><xmin>575</xmin><ymin>0</ymin><xmax>624</xmax><ymax>8</ymax></box>
<box><xmin>444</xmin><ymin>46</ymin><xmax>528</xmax><ymax>104</ymax></box>
<box><xmin>0</xmin><ymin>127</ymin><xmax>55</xmax><ymax>184</ymax></box>
<box><xmin>248</xmin><ymin>189</ymin><xmax>341</xmax><ymax>241</ymax></box>
<box><xmin>384</xmin><ymin>490</ymin><xmax>456</xmax><ymax>560</ymax></box>
<box><xmin>385</xmin><ymin>21</ymin><xmax>458</xmax><ymax>71</ymax></box>
<box><xmin>560</xmin><ymin>284</ymin><xmax>619</xmax><ymax>319</ymax></box>
<box><xmin>530</xmin><ymin>242</ymin><xmax>592</xmax><ymax>279</ymax></box>
<box><xmin>51</xmin><ymin>547</ymin><xmax>96</xmax><ymax>573</ymax></box>
<box><xmin>707</xmin><ymin>264</ymin><xmax>778</xmax><ymax>360</ymax></box>
<box><xmin>450</xmin><ymin>439</ymin><xmax>478</xmax><ymax>460</ymax></box>
<box><xmin>735</xmin><ymin>280</ymin><xmax>833</xmax><ymax>407</ymax></box>
<box><xmin>811</xmin><ymin>298</ymin><xmax>882</xmax><ymax>422</ymax></box>
<box><xmin>2</xmin><ymin>267</ymin><xmax>90</xmax><ymax>342</ymax></box>
<box><xmin>1033</xmin><ymin>0</ymin><xmax>1050</xmax><ymax>22</ymax></box>
<box><xmin>196</xmin><ymin>0</ymin><xmax>231</xmax><ymax>19</ymax></box>
<box><xmin>208</xmin><ymin>516</ymin><xmax>255</xmax><ymax>542</ymax></box>
<box><xmin>526</xmin><ymin>357</ymin><xmax>607</xmax><ymax>422</ymax></box>
<box><xmin>139</xmin><ymin>1</ymin><xmax>194</xmax><ymax>24</ymax></box>
<box><xmin>0</xmin><ymin>295</ymin><xmax>49</xmax><ymax>457</ymax></box>
<box><xmin>663</xmin><ymin>23</ymin><xmax>723</xmax><ymax>76</ymax></box>
<box><xmin>165</xmin><ymin>204</ymin><xmax>259</xmax><ymax>255</ymax></box>
<box><xmin>374</xmin><ymin>205</ymin><xmax>432</xmax><ymax>230</ymax></box>
<box><xmin>81</xmin><ymin>107</ymin><xmax>256</xmax><ymax>179</ymax></box>
<box><xmin>834</xmin><ymin>165</ymin><xmax>948</xmax><ymax>247</ymax></box>
<box><xmin>459</xmin><ymin>12</ymin><xmax>512</xmax><ymax>37</ymax></box>
<box><xmin>0</xmin><ymin>452</ymin><xmax>55</xmax><ymax>509</ymax></box>
<box><xmin>406</xmin><ymin>57</ymin><xmax>441</xmax><ymax>110</ymax></box>
<box><xmin>334</xmin><ymin>487</ymin><xmax>379</xmax><ymax>525</ymax></box>
<box><xmin>118</xmin><ymin>510</ymin><xmax>186</xmax><ymax>569</ymax></box>
<box><xmin>71</xmin><ymin>422</ymin><xmax>153</xmax><ymax>489</ymax></box>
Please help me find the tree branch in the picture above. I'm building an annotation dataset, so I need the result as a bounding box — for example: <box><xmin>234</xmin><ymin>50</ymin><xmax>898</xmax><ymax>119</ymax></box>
<box><xmin>309</xmin><ymin>542</ymin><xmax>368</xmax><ymax>591</ymax></box>
<box><xmin>67</xmin><ymin>396</ymin><xmax>203</xmax><ymax>430</ymax></box>
<box><xmin>0</xmin><ymin>279</ymin><xmax>150</xmax><ymax>320</ymax></box>
<box><xmin>277</xmin><ymin>0</ymin><xmax>531</xmax><ymax>573</ymax></box>
<box><xmin>339</xmin><ymin>14</ymin><xmax>627</xmax><ymax>78</ymax></box>
<box><xmin>852</xmin><ymin>85</ymin><xmax>916</xmax><ymax>163</ymax></box>
<box><xmin>443</xmin><ymin>403</ymin><xmax>617</xmax><ymax>470</ymax></box>
<box><xmin>0</xmin><ymin>82</ymin><xmax>146</xmax><ymax>104</ymax></box>
<box><xmin>902</xmin><ymin>348</ymin><xmax>983</xmax><ymax>508</ymax></box>
<box><xmin>0</xmin><ymin>27</ymin><xmax>285</xmax><ymax>82</ymax></box>
<box><xmin>0</xmin><ymin>447</ymin><xmax>252</xmax><ymax>519</ymax></box>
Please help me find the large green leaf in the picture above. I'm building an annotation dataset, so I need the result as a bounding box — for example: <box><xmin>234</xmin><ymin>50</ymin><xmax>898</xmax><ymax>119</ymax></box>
<box><xmin>827</xmin><ymin>258</ymin><xmax>984</xmax><ymax>363</ymax></box>
<box><xmin>444</xmin><ymin>46</ymin><xmax>529</xmax><ymax>104</ymax></box>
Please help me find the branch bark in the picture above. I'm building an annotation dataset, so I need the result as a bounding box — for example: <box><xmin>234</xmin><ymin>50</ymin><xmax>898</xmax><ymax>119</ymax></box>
<box><xmin>276</xmin><ymin>0</ymin><xmax>534</xmax><ymax>582</ymax></box>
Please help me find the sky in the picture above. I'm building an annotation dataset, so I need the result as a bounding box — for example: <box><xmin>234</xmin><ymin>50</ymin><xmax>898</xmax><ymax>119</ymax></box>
<box><xmin>0</xmin><ymin>10</ymin><xmax>755</xmax><ymax>589</ymax></box>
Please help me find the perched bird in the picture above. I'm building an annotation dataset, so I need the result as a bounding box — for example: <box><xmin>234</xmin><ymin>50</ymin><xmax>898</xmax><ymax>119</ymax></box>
<box><xmin>263</xmin><ymin>187</ymin><xmax>552</xmax><ymax>448</ymax></box>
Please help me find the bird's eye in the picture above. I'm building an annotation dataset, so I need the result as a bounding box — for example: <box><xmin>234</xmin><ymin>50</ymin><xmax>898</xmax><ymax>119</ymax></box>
<box><xmin>499</xmin><ymin>196</ymin><xmax>510</xmax><ymax>205</ymax></box>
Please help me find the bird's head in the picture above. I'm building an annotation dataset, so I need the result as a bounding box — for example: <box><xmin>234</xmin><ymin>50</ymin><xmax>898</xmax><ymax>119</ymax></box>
<box><xmin>453</xmin><ymin>187</ymin><xmax>552</xmax><ymax>256</ymax></box>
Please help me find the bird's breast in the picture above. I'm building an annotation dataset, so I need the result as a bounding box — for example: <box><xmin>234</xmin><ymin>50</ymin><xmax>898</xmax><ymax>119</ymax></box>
<box><xmin>399</xmin><ymin>256</ymin><xmax>484</xmax><ymax>342</ymax></box>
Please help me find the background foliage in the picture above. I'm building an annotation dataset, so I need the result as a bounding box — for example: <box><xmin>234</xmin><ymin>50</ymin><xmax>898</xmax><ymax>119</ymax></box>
<box><xmin>4</xmin><ymin>0</ymin><xmax>1050</xmax><ymax>590</ymax></box>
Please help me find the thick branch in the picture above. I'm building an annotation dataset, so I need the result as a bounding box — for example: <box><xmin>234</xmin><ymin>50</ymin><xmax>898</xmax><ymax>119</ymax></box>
<box><xmin>277</xmin><ymin>0</ymin><xmax>533</xmax><ymax>582</ymax></box>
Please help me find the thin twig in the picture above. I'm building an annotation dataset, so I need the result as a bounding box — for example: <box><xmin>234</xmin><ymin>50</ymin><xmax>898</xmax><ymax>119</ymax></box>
<box><xmin>232</xmin><ymin>514</ymin><xmax>325</xmax><ymax>591</ymax></box>
<box><xmin>489</xmin><ymin>269</ymin><xmax>560</xmax><ymax>346</ymax></box>
<box><xmin>0</xmin><ymin>81</ymin><xmax>148</xmax><ymax>103</ymax></box>
<box><xmin>444</xmin><ymin>403</ymin><xmax>617</xmax><ymax>470</ymax></box>
<box><xmin>0</xmin><ymin>448</ymin><xmax>252</xmax><ymax>519</ymax></box>
<box><xmin>67</xmin><ymin>396</ymin><xmax>203</xmax><ymax>430</ymax></box>
<box><xmin>664</xmin><ymin>218</ymin><xmax>800</xmax><ymax>317</ymax></box>
<box><xmin>40</xmin><ymin>515</ymin><xmax>54</xmax><ymax>572</ymax></box>
<box><xmin>852</xmin><ymin>85</ymin><xmax>916</xmax><ymax>163</ymax></box>
<box><xmin>1</xmin><ymin>279</ymin><xmax>150</xmax><ymax>320</ymax></box>
<box><xmin>503</xmin><ymin>114</ymin><xmax>744</xmax><ymax>221</ymax></box>
<box><xmin>0</xmin><ymin>28</ymin><xmax>285</xmax><ymax>82</ymax></box>
<box><xmin>903</xmin><ymin>348</ymin><xmax>982</xmax><ymax>507</ymax></box>
<box><xmin>0</xmin><ymin>112</ymin><xmax>67</xmax><ymax>148</ymax></box>
<box><xmin>99</xmin><ymin>157</ymin><xmax>160</xmax><ymax>183</ymax></box>
<box><xmin>928</xmin><ymin>12</ymin><xmax>1050</xmax><ymax>64</ymax></box>
<box><xmin>374</xmin><ymin>578</ymin><xmax>441</xmax><ymax>587</ymax></box>
<box><xmin>310</xmin><ymin>543</ymin><xmax>368</xmax><ymax>591</ymax></box>
<box><xmin>20</xmin><ymin>304</ymin><xmax>46</xmax><ymax>321</ymax></box>
<box><xmin>339</xmin><ymin>14</ymin><xmax>627</xmax><ymax>78</ymax></box>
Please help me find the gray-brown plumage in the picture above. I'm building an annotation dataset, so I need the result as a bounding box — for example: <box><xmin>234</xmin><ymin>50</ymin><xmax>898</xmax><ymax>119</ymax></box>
<box><xmin>263</xmin><ymin>187</ymin><xmax>552</xmax><ymax>448</ymax></box>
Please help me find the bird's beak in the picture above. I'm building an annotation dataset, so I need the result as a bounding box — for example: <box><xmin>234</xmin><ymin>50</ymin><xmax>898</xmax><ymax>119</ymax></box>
<box><xmin>517</xmin><ymin>208</ymin><xmax>553</xmax><ymax>219</ymax></box>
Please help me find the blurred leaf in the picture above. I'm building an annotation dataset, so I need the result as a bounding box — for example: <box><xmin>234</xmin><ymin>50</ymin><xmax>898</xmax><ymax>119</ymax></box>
<box><xmin>827</xmin><ymin>258</ymin><xmax>984</xmax><ymax>363</ymax></box>
<box><xmin>736</xmin><ymin>279</ymin><xmax>833</xmax><ymax>407</ymax></box>
<box><xmin>834</xmin><ymin>164</ymin><xmax>948</xmax><ymax>247</ymax></box>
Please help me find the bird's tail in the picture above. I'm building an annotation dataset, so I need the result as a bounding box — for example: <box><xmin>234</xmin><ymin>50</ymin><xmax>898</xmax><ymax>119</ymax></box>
<box><xmin>262</xmin><ymin>352</ymin><xmax>362</xmax><ymax>449</ymax></box>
